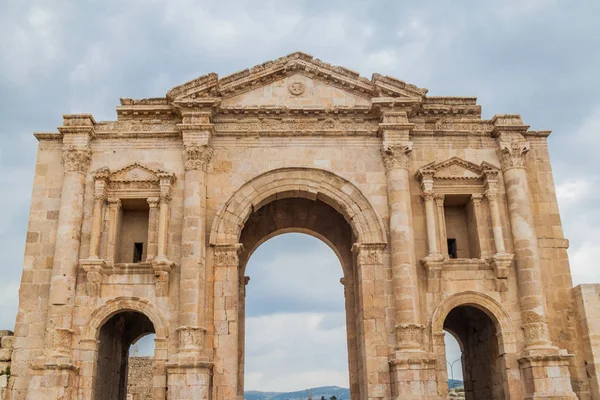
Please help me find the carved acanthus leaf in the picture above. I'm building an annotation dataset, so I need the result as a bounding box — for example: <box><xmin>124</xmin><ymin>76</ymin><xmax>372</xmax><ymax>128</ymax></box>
<box><xmin>62</xmin><ymin>147</ymin><xmax>91</xmax><ymax>173</ymax></box>
<box><xmin>183</xmin><ymin>143</ymin><xmax>214</xmax><ymax>171</ymax></box>
<box><xmin>381</xmin><ymin>142</ymin><xmax>413</xmax><ymax>170</ymax></box>
<box><xmin>499</xmin><ymin>139</ymin><xmax>530</xmax><ymax>170</ymax></box>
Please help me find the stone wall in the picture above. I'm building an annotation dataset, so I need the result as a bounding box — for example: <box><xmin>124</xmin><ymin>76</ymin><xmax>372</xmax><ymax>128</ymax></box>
<box><xmin>0</xmin><ymin>330</ymin><xmax>14</xmax><ymax>400</ymax></box>
<box><xmin>127</xmin><ymin>357</ymin><xmax>153</xmax><ymax>400</ymax></box>
<box><xmin>574</xmin><ymin>284</ymin><xmax>600</xmax><ymax>398</ymax></box>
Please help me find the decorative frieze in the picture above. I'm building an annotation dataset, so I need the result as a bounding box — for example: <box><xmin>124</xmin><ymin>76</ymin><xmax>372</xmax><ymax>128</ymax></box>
<box><xmin>352</xmin><ymin>242</ymin><xmax>386</xmax><ymax>265</ymax></box>
<box><xmin>46</xmin><ymin>328</ymin><xmax>73</xmax><ymax>357</ymax></box>
<box><xmin>395</xmin><ymin>323</ymin><xmax>425</xmax><ymax>351</ymax></box>
<box><xmin>214</xmin><ymin>243</ymin><xmax>243</xmax><ymax>267</ymax></box>
<box><xmin>176</xmin><ymin>326</ymin><xmax>207</xmax><ymax>352</ymax></box>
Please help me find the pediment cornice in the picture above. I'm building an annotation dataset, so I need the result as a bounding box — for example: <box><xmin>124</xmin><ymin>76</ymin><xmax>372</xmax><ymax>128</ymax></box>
<box><xmin>163</xmin><ymin>52</ymin><xmax>428</xmax><ymax>103</ymax></box>
<box><xmin>417</xmin><ymin>157</ymin><xmax>500</xmax><ymax>182</ymax></box>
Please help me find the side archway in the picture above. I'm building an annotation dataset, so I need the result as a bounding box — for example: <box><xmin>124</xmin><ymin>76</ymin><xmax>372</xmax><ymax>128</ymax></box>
<box><xmin>209</xmin><ymin>167</ymin><xmax>387</xmax><ymax>245</ymax></box>
<box><xmin>78</xmin><ymin>297</ymin><xmax>170</xmax><ymax>399</ymax></box>
<box><xmin>431</xmin><ymin>291</ymin><xmax>520</xmax><ymax>399</ymax></box>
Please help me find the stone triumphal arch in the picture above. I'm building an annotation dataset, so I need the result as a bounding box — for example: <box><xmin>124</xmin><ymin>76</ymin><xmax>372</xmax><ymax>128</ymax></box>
<box><xmin>2</xmin><ymin>52</ymin><xmax>600</xmax><ymax>399</ymax></box>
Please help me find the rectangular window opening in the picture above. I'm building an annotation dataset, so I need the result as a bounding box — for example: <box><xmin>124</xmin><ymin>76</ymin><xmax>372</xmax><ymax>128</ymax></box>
<box><xmin>447</xmin><ymin>238</ymin><xmax>458</xmax><ymax>259</ymax></box>
<box><xmin>133</xmin><ymin>242</ymin><xmax>144</xmax><ymax>263</ymax></box>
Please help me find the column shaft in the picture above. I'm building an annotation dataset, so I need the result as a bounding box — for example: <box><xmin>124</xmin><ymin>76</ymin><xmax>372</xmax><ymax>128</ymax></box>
<box><xmin>503</xmin><ymin>166</ymin><xmax>551</xmax><ymax>346</ymax></box>
<box><xmin>156</xmin><ymin>197</ymin><xmax>169</xmax><ymax>260</ymax></box>
<box><xmin>487</xmin><ymin>191</ymin><xmax>506</xmax><ymax>254</ymax></box>
<box><xmin>434</xmin><ymin>194</ymin><xmax>448</xmax><ymax>259</ymax></box>
<box><xmin>106</xmin><ymin>198</ymin><xmax>122</xmax><ymax>265</ymax></box>
<box><xmin>424</xmin><ymin>192</ymin><xmax>440</xmax><ymax>256</ymax></box>
<box><xmin>180</xmin><ymin>169</ymin><xmax>204</xmax><ymax>327</ymax></box>
<box><xmin>88</xmin><ymin>197</ymin><xmax>104</xmax><ymax>259</ymax></box>
<box><xmin>381</xmin><ymin>143</ymin><xmax>422</xmax><ymax>349</ymax></box>
<box><xmin>44</xmin><ymin>146</ymin><xmax>90</xmax><ymax>362</ymax></box>
<box><xmin>470</xmin><ymin>194</ymin><xmax>490</xmax><ymax>258</ymax></box>
<box><xmin>146</xmin><ymin>197</ymin><xmax>159</xmax><ymax>261</ymax></box>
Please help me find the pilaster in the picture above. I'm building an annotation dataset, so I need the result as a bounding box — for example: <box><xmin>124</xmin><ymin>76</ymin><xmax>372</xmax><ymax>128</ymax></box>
<box><xmin>31</xmin><ymin>114</ymin><xmax>96</xmax><ymax>396</ymax></box>
<box><xmin>493</xmin><ymin>114</ymin><xmax>576</xmax><ymax>399</ymax></box>
<box><xmin>166</xmin><ymin>105</ymin><xmax>216</xmax><ymax>400</ymax></box>
<box><xmin>212</xmin><ymin>243</ymin><xmax>243</xmax><ymax>400</ymax></box>
<box><xmin>352</xmin><ymin>242</ymin><xmax>391</xmax><ymax>400</ymax></box>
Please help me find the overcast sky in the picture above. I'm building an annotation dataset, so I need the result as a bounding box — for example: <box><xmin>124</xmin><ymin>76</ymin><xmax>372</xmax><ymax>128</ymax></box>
<box><xmin>1</xmin><ymin>0</ymin><xmax>599</xmax><ymax>392</ymax></box>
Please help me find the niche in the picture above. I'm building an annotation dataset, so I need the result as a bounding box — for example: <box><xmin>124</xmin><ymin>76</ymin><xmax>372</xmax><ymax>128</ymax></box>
<box><xmin>117</xmin><ymin>199</ymin><xmax>149</xmax><ymax>264</ymax></box>
<box><xmin>444</xmin><ymin>196</ymin><xmax>479</xmax><ymax>259</ymax></box>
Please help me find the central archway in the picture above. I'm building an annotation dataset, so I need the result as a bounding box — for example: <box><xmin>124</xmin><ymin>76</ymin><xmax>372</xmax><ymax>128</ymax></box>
<box><xmin>210</xmin><ymin>168</ymin><xmax>388</xmax><ymax>400</ymax></box>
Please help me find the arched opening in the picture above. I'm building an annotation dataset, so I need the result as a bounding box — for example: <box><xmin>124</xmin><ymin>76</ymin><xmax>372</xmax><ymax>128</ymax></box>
<box><xmin>238</xmin><ymin>197</ymin><xmax>359</xmax><ymax>399</ymax></box>
<box><xmin>443</xmin><ymin>306</ymin><xmax>504</xmax><ymax>400</ymax></box>
<box><xmin>244</xmin><ymin>233</ymin><xmax>349</xmax><ymax>395</ymax></box>
<box><xmin>444</xmin><ymin>330</ymin><xmax>465</xmax><ymax>397</ymax></box>
<box><xmin>93</xmin><ymin>311</ymin><xmax>156</xmax><ymax>400</ymax></box>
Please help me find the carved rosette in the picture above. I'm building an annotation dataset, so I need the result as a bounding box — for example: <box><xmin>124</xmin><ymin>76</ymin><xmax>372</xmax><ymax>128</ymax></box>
<box><xmin>395</xmin><ymin>323</ymin><xmax>425</xmax><ymax>350</ymax></box>
<box><xmin>214</xmin><ymin>243</ymin><xmax>243</xmax><ymax>267</ymax></box>
<box><xmin>381</xmin><ymin>142</ymin><xmax>413</xmax><ymax>171</ymax></box>
<box><xmin>176</xmin><ymin>326</ymin><xmax>206</xmax><ymax>352</ymax></box>
<box><xmin>498</xmin><ymin>139</ymin><xmax>530</xmax><ymax>170</ymax></box>
<box><xmin>62</xmin><ymin>147</ymin><xmax>91</xmax><ymax>173</ymax></box>
<box><xmin>352</xmin><ymin>243</ymin><xmax>386</xmax><ymax>266</ymax></box>
<box><xmin>183</xmin><ymin>143</ymin><xmax>214</xmax><ymax>172</ymax></box>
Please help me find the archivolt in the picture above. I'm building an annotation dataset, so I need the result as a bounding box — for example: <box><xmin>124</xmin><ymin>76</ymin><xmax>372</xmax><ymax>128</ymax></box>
<box><xmin>431</xmin><ymin>291</ymin><xmax>516</xmax><ymax>352</ymax></box>
<box><xmin>80</xmin><ymin>296</ymin><xmax>169</xmax><ymax>342</ymax></box>
<box><xmin>209</xmin><ymin>167</ymin><xmax>387</xmax><ymax>245</ymax></box>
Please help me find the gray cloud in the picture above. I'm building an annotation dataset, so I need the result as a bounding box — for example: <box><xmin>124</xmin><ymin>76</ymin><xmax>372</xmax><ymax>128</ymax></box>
<box><xmin>1</xmin><ymin>0</ymin><xmax>599</xmax><ymax>389</ymax></box>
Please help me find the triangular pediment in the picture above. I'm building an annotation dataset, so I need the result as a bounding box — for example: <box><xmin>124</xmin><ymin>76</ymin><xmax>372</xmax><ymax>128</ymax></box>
<box><xmin>420</xmin><ymin>157</ymin><xmax>491</xmax><ymax>181</ymax></box>
<box><xmin>221</xmin><ymin>73</ymin><xmax>372</xmax><ymax>108</ymax></box>
<box><xmin>166</xmin><ymin>52</ymin><xmax>428</xmax><ymax>103</ymax></box>
<box><xmin>109</xmin><ymin>162</ymin><xmax>169</xmax><ymax>182</ymax></box>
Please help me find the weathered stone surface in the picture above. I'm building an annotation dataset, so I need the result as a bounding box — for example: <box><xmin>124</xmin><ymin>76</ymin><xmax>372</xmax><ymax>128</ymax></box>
<box><xmin>2</xmin><ymin>52</ymin><xmax>597</xmax><ymax>400</ymax></box>
<box><xmin>127</xmin><ymin>356</ymin><xmax>153</xmax><ymax>400</ymax></box>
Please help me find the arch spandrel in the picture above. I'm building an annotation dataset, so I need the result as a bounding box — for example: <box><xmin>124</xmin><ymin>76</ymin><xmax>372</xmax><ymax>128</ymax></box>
<box><xmin>209</xmin><ymin>167</ymin><xmax>387</xmax><ymax>246</ymax></box>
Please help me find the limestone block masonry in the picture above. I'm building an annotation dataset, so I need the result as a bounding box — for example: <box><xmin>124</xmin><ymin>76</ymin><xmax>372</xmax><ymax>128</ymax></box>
<box><xmin>2</xmin><ymin>52</ymin><xmax>600</xmax><ymax>399</ymax></box>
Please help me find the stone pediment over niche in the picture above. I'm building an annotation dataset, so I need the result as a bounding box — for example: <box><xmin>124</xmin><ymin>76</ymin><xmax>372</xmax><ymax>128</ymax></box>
<box><xmin>92</xmin><ymin>163</ymin><xmax>175</xmax><ymax>198</ymax></box>
<box><xmin>109</xmin><ymin>162</ymin><xmax>170</xmax><ymax>182</ymax></box>
<box><xmin>166</xmin><ymin>52</ymin><xmax>428</xmax><ymax>103</ymax></box>
<box><xmin>419</xmin><ymin>157</ymin><xmax>499</xmax><ymax>181</ymax></box>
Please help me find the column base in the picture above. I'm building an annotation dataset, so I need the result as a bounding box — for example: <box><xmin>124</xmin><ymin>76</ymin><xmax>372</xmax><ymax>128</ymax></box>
<box><xmin>166</xmin><ymin>358</ymin><xmax>213</xmax><ymax>400</ymax></box>
<box><xmin>519</xmin><ymin>347</ymin><xmax>577</xmax><ymax>400</ymax></box>
<box><xmin>389</xmin><ymin>350</ymin><xmax>442</xmax><ymax>399</ymax></box>
<box><xmin>27</xmin><ymin>359</ymin><xmax>79</xmax><ymax>400</ymax></box>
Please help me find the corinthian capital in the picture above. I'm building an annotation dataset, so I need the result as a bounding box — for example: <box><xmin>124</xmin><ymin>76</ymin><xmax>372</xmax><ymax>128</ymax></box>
<box><xmin>498</xmin><ymin>139</ymin><xmax>530</xmax><ymax>170</ymax></box>
<box><xmin>62</xmin><ymin>147</ymin><xmax>91</xmax><ymax>173</ymax></box>
<box><xmin>183</xmin><ymin>143</ymin><xmax>214</xmax><ymax>172</ymax></box>
<box><xmin>381</xmin><ymin>141</ymin><xmax>413</xmax><ymax>170</ymax></box>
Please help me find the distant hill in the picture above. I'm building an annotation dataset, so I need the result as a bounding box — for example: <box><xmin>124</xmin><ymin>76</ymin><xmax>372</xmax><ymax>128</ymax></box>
<box><xmin>448</xmin><ymin>379</ymin><xmax>464</xmax><ymax>389</ymax></box>
<box><xmin>245</xmin><ymin>382</ymin><xmax>463</xmax><ymax>399</ymax></box>
<box><xmin>244</xmin><ymin>386</ymin><xmax>350</xmax><ymax>400</ymax></box>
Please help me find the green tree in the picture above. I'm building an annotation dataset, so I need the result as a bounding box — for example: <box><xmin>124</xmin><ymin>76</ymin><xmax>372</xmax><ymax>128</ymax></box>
<box><xmin>330</xmin><ymin>396</ymin><xmax>337</xmax><ymax>400</ymax></box>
